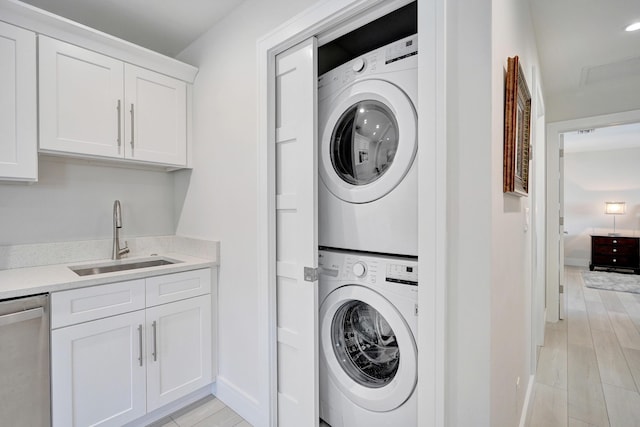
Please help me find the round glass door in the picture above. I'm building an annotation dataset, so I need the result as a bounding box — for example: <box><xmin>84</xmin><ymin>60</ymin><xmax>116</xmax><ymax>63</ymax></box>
<box><xmin>332</xmin><ymin>300</ymin><xmax>400</xmax><ymax>388</ymax></box>
<box><xmin>319</xmin><ymin>80</ymin><xmax>417</xmax><ymax>204</ymax></box>
<box><xmin>320</xmin><ymin>285</ymin><xmax>417</xmax><ymax>412</ymax></box>
<box><xmin>331</xmin><ymin>101</ymin><xmax>399</xmax><ymax>186</ymax></box>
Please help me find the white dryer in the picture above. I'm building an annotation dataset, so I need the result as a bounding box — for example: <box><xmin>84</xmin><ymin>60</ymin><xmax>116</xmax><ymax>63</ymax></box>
<box><xmin>318</xmin><ymin>34</ymin><xmax>418</xmax><ymax>256</ymax></box>
<box><xmin>318</xmin><ymin>248</ymin><xmax>418</xmax><ymax>427</ymax></box>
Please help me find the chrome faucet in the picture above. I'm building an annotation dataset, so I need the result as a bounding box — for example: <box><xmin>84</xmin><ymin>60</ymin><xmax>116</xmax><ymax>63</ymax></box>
<box><xmin>112</xmin><ymin>200</ymin><xmax>130</xmax><ymax>260</ymax></box>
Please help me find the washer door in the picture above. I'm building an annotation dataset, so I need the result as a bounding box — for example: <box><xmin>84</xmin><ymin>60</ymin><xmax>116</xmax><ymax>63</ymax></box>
<box><xmin>319</xmin><ymin>79</ymin><xmax>417</xmax><ymax>204</ymax></box>
<box><xmin>320</xmin><ymin>285</ymin><xmax>417</xmax><ymax>412</ymax></box>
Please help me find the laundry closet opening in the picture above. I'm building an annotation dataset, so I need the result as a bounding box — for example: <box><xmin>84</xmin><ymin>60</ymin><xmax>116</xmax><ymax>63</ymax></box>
<box><xmin>315</xmin><ymin>2</ymin><xmax>420</xmax><ymax>426</ymax></box>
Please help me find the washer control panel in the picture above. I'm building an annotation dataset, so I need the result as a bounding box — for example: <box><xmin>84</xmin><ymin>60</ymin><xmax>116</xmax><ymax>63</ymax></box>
<box><xmin>386</xmin><ymin>262</ymin><xmax>418</xmax><ymax>285</ymax></box>
<box><xmin>319</xmin><ymin>249</ymin><xmax>417</xmax><ymax>286</ymax></box>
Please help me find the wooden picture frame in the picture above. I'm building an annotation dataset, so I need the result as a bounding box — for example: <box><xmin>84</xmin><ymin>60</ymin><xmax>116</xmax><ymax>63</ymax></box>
<box><xmin>503</xmin><ymin>56</ymin><xmax>532</xmax><ymax>196</ymax></box>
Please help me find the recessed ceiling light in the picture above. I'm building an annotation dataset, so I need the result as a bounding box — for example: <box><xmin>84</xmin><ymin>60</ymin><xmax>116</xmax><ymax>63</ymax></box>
<box><xmin>625</xmin><ymin>22</ymin><xmax>640</xmax><ymax>32</ymax></box>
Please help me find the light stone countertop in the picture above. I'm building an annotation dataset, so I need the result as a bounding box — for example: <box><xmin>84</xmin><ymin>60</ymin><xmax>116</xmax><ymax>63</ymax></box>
<box><xmin>0</xmin><ymin>252</ymin><xmax>216</xmax><ymax>300</ymax></box>
<box><xmin>0</xmin><ymin>236</ymin><xmax>219</xmax><ymax>299</ymax></box>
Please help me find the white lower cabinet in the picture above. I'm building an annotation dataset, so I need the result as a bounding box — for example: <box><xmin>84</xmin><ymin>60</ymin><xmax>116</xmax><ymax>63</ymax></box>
<box><xmin>147</xmin><ymin>295</ymin><xmax>212</xmax><ymax>412</ymax></box>
<box><xmin>51</xmin><ymin>311</ymin><xmax>147</xmax><ymax>427</ymax></box>
<box><xmin>51</xmin><ymin>269</ymin><xmax>213</xmax><ymax>427</ymax></box>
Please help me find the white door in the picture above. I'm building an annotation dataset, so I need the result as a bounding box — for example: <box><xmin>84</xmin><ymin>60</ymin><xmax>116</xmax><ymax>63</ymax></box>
<box><xmin>39</xmin><ymin>36</ymin><xmax>124</xmax><ymax>158</ymax></box>
<box><xmin>0</xmin><ymin>22</ymin><xmax>36</xmax><ymax>181</ymax></box>
<box><xmin>274</xmin><ymin>37</ymin><xmax>319</xmax><ymax>427</ymax></box>
<box><xmin>51</xmin><ymin>311</ymin><xmax>146</xmax><ymax>427</ymax></box>
<box><xmin>559</xmin><ymin>137</ymin><xmax>566</xmax><ymax>319</ymax></box>
<box><xmin>146</xmin><ymin>295</ymin><xmax>212</xmax><ymax>412</ymax></box>
<box><xmin>124</xmin><ymin>64</ymin><xmax>187</xmax><ymax>166</ymax></box>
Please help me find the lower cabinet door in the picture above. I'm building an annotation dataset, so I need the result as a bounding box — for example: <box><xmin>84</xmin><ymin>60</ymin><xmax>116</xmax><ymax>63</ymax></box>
<box><xmin>51</xmin><ymin>310</ymin><xmax>146</xmax><ymax>427</ymax></box>
<box><xmin>146</xmin><ymin>294</ymin><xmax>212</xmax><ymax>411</ymax></box>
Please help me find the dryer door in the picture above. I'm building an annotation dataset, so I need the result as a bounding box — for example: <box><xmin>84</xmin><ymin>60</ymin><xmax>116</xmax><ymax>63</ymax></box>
<box><xmin>320</xmin><ymin>284</ymin><xmax>417</xmax><ymax>412</ymax></box>
<box><xmin>319</xmin><ymin>79</ymin><xmax>417</xmax><ymax>204</ymax></box>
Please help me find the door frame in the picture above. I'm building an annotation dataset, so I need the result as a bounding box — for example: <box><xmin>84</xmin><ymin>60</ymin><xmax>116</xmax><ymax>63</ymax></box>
<box><xmin>545</xmin><ymin>108</ymin><xmax>640</xmax><ymax>323</ymax></box>
<box><xmin>257</xmin><ymin>0</ymin><xmax>447</xmax><ymax>425</ymax></box>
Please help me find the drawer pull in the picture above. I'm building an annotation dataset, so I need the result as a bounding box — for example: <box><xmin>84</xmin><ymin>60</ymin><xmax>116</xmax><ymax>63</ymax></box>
<box><xmin>613</xmin><ymin>240</ymin><xmax>618</xmax><ymax>244</ymax></box>
<box><xmin>613</xmin><ymin>259</ymin><xmax>617</xmax><ymax>263</ymax></box>
<box><xmin>613</xmin><ymin>249</ymin><xmax>617</xmax><ymax>253</ymax></box>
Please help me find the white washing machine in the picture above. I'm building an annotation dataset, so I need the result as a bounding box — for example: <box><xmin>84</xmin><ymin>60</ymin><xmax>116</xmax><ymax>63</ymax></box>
<box><xmin>318</xmin><ymin>248</ymin><xmax>418</xmax><ymax>427</ymax></box>
<box><xmin>318</xmin><ymin>34</ymin><xmax>418</xmax><ymax>256</ymax></box>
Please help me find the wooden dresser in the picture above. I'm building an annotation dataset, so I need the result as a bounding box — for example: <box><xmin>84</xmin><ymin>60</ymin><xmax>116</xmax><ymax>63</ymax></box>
<box><xmin>590</xmin><ymin>235</ymin><xmax>640</xmax><ymax>274</ymax></box>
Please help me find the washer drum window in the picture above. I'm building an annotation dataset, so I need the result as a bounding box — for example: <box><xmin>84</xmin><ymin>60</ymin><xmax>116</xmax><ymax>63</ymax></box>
<box><xmin>331</xmin><ymin>100</ymin><xmax>399</xmax><ymax>186</ymax></box>
<box><xmin>332</xmin><ymin>300</ymin><xmax>400</xmax><ymax>388</ymax></box>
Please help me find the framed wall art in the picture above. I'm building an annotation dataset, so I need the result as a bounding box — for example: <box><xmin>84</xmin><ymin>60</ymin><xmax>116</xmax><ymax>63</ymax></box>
<box><xmin>503</xmin><ymin>55</ymin><xmax>532</xmax><ymax>196</ymax></box>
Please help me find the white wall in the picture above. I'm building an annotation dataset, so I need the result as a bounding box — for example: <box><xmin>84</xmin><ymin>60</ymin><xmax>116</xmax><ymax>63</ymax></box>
<box><xmin>490</xmin><ymin>0</ymin><xmax>541</xmax><ymax>425</ymax></box>
<box><xmin>546</xmin><ymin>79</ymin><xmax>640</xmax><ymax>123</ymax></box>
<box><xmin>446</xmin><ymin>0</ymin><xmax>542</xmax><ymax>424</ymax></box>
<box><xmin>174</xmin><ymin>0</ymin><xmax>317</xmax><ymax>422</ymax></box>
<box><xmin>564</xmin><ymin>147</ymin><xmax>640</xmax><ymax>266</ymax></box>
<box><xmin>0</xmin><ymin>157</ymin><xmax>175</xmax><ymax>246</ymax></box>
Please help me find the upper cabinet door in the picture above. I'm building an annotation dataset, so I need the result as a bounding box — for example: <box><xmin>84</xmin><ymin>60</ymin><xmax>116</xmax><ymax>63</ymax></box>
<box><xmin>39</xmin><ymin>36</ymin><xmax>124</xmax><ymax>158</ymax></box>
<box><xmin>124</xmin><ymin>64</ymin><xmax>187</xmax><ymax>166</ymax></box>
<box><xmin>0</xmin><ymin>22</ymin><xmax>37</xmax><ymax>181</ymax></box>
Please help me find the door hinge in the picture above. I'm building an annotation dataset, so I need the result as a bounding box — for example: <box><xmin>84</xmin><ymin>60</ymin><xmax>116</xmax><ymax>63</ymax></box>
<box><xmin>304</xmin><ymin>267</ymin><xmax>318</xmax><ymax>282</ymax></box>
<box><xmin>559</xmin><ymin>216</ymin><xmax>564</xmax><ymax>226</ymax></box>
<box><xmin>414</xmin><ymin>304</ymin><xmax>418</xmax><ymax>316</ymax></box>
<box><xmin>559</xmin><ymin>148</ymin><xmax>564</xmax><ymax>158</ymax></box>
<box><xmin>559</xmin><ymin>285</ymin><xmax>564</xmax><ymax>293</ymax></box>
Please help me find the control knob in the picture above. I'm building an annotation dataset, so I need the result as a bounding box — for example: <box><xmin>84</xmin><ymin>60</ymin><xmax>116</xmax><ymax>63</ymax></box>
<box><xmin>352</xmin><ymin>58</ymin><xmax>366</xmax><ymax>73</ymax></box>
<box><xmin>352</xmin><ymin>261</ymin><xmax>367</xmax><ymax>278</ymax></box>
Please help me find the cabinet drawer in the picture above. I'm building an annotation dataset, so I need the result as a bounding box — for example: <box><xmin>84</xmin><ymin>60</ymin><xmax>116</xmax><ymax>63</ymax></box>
<box><xmin>592</xmin><ymin>236</ymin><xmax>637</xmax><ymax>248</ymax></box>
<box><xmin>593</xmin><ymin>244</ymin><xmax>637</xmax><ymax>256</ymax></box>
<box><xmin>146</xmin><ymin>269</ymin><xmax>211</xmax><ymax>307</ymax></box>
<box><xmin>592</xmin><ymin>255</ymin><xmax>638</xmax><ymax>268</ymax></box>
<box><xmin>51</xmin><ymin>279</ymin><xmax>146</xmax><ymax>329</ymax></box>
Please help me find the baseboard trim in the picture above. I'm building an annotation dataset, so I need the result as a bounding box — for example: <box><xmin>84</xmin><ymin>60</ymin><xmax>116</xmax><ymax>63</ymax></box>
<box><xmin>214</xmin><ymin>376</ymin><xmax>264</xmax><ymax>427</ymax></box>
<box><xmin>519</xmin><ymin>374</ymin><xmax>536</xmax><ymax>427</ymax></box>
<box><xmin>122</xmin><ymin>385</ymin><xmax>213</xmax><ymax>426</ymax></box>
<box><xmin>565</xmin><ymin>257</ymin><xmax>588</xmax><ymax>267</ymax></box>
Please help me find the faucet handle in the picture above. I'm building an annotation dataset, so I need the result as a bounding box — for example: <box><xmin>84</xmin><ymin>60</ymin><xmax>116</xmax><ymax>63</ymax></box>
<box><xmin>119</xmin><ymin>241</ymin><xmax>130</xmax><ymax>257</ymax></box>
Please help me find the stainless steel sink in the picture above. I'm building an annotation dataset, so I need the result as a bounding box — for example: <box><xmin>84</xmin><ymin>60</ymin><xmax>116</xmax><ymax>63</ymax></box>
<box><xmin>69</xmin><ymin>258</ymin><xmax>179</xmax><ymax>276</ymax></box>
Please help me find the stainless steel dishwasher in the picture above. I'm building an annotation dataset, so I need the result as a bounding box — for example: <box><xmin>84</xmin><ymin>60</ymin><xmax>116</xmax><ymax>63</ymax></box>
<box><xmin>0</xmin><ymin>294</ymin><xmax>50</xmax><ymax>426</ymax></box>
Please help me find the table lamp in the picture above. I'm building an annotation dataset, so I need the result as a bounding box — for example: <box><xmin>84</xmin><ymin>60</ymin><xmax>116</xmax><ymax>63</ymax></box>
<box><xmin>605</xmin><ymin>201</ymin><xmax>626</xmax><ymax>236</ymax></box>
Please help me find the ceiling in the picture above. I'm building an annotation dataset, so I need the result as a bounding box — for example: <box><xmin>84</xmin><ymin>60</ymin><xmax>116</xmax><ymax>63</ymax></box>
<box><xmin>18</xmin><ymin>0</ymin><xmax>246</xmax><ymax>57</ymax></box>
<box><xmin>529</xmin><ymin>0</ymin><xmax>640</xmax><ymax>99</ymax></box>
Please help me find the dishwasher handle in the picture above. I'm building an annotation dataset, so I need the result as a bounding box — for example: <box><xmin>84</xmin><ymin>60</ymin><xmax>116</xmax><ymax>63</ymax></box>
<box><xmin>0</xmin><ymin>307</ymin><xmax>44</xmax><ymax>327</ymax></box>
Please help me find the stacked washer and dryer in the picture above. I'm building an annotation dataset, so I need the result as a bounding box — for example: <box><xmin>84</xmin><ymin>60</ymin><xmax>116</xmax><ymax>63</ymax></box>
<box><xmin>318</xmin><ymin>32</ymin><xmax>419</xmax><ymax>427</ymax></box>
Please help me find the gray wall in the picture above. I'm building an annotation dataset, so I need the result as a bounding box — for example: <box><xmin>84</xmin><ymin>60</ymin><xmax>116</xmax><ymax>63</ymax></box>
<box><xmin>0</xmin><ymin>157</ymin><xmax>176</xmax><ymax>245</ymax></box>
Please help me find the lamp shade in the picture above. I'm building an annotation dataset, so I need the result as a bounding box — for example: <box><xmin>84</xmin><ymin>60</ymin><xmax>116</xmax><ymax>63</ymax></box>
<box><xmin>605</xmin><ymin>201</ymin><xmax>626</xmax><ymax>215</ymax></box>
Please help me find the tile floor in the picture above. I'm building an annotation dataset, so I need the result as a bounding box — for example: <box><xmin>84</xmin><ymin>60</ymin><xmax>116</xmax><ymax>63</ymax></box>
<box><xmin>526</xmin><ymin>266</ymin><xmax>640</xmax><ymax>426</ymax></box>
<box><xmin>149</xmin><ymin>395</ymin><xmax>251</xmax><ymax>427</ymax></box>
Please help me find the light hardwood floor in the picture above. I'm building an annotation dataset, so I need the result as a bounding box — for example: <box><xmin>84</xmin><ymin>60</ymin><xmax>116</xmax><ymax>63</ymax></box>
<box><xmin>149</xmin><ymin>395</ymin><xmax>251</xmax><ymax>427</ymax></box>
<box><xmin>526</xmin><ymin>266</ymin><xmax>640</xmax><ymax>427</ymax></box>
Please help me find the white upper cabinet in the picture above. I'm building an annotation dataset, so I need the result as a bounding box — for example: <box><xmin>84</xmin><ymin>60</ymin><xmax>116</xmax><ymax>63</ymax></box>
<box><xmin>39</xmin><ymin>36</ymin><xmax>123</xmax><ymax>158</ymax></box>
<box><xmin>39</xmin><ymin>36</ymin><xmax>187</xmax><ymax>167</ymax></box>
<box><xmin>124</xmin><ymin>64</ymin><xmax>187</xmax><ymax>165</ymax></box>
<box><xmin>0</xmin><ymin>21</ymin><xmax>37</xmax><ymax>181</ymax></box>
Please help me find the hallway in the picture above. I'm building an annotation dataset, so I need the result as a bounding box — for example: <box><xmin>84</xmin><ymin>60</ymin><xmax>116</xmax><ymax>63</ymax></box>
<box><xmin>527</xmin><ymin>267</ymin><xmax>640</xmax><ymax>426</ymax></box>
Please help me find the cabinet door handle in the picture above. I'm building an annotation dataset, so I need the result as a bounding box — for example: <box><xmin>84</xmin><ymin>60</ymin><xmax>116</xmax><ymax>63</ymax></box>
<box><xmin>152</xmin><ymin>320</ymin><xmax>158</xmax><ymax>362</ymax></box>
<box><xmin>137</xmin><ymin>324</ymin><xmax>143</xmax><ymax>367</ymax></box>
<box><xmin>117</xmin><ymin>100</ymin><xmax>122</xmax><ymax>152</ymax></box>
<box><xmin>130</xmin><ymin>103</ymin><xmax>135</xmax><ymax>155</ymax></box>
